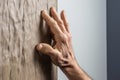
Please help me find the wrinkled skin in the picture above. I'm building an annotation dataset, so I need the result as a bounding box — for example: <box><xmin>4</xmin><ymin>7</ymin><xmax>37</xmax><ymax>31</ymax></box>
<box><xmin>36</xmin><ymin>7</ymin><xmax>91</xmax><ymax>80</ymax></box>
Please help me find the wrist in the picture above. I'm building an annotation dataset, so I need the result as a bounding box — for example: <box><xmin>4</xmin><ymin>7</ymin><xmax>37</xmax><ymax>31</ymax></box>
<box><xmin>60</xmin><ymin>59</ymin><xmax>91</xmax><ymax>80</ymax></box>
<box><xmin>60</xmin><ymin>59</ymin><xmax>79</xmax><ymax>79</ymax></box>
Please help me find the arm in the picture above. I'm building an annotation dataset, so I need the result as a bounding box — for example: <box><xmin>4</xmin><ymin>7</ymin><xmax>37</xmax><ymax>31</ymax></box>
<box><xmin>36</xmin><ymin>7</ymin><xmax>92</xmax><ymax>80</ymax></box>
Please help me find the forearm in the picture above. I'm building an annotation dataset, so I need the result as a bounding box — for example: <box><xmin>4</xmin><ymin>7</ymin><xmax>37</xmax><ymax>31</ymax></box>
<box><xmin>60</xmin><ymin>60</ymin><xmax>91</xmax><ymax>80</ymax></box>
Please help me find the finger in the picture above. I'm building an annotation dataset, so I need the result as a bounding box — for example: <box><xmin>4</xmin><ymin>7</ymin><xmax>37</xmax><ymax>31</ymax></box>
<box><xmin>61</xmin><ymin>10</ymin><xmax>70</xmax><ymax>33</ymax></box>
<box><xmin>36</xmin><ymin>43</ymin><xmax>56</xmax><ymax>56</ymax></box>
<box><xmin>41</xmin><ymin>10</ymin><xmax>62</xmax><ymax>35</ymax></box>
<box><xmin>50</xmin><ymin>7</ymin><xmax>66</xmax><ymax>32</ymax></box>
<box><xmin>50</xmin><ymin>7</ymin><xmax>60</xmax><ymax>21</ymax></box>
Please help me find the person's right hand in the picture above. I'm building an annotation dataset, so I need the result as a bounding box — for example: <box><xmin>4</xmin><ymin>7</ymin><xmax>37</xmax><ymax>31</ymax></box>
<box><xmin>36</xmin><ymin>7</ymin><xmax>76</xmax><ymax>68</ymax></box>
<box><xmin>36</xmin><ymin>7</ymin><xmax>91</xmax><ymax>80</ymax></box>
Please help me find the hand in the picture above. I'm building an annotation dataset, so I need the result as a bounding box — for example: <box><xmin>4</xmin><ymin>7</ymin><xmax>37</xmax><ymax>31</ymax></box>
<box><xmin>36</xmin><ymin>7</ymin><xmax>91</xmax><ymax>80</ymax></box>
<box><xmin>37</xmin><ymin>7</ymin><xmax>75</xmax><ymax>68</ymax></box>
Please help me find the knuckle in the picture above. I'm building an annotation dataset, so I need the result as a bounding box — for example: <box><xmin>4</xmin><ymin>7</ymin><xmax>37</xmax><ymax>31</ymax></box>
<box><xmin>60</xmin><ymin>35</ymin><xmax>68</xmax><ymax>43</ymax></box>
<box><xmin>58</xmin><ymin>19</ymin><xmax>63</xmax><ymax>25</ymax></box>
<box><xmin>59</xmin><ymin>33</ymin><xmax>72</xmax><ymax>43</ymax></box>
<box><xmin>65</xmin><ymin>22</ymin><xmax>69</xmax><ymax>27</ymax></box>
<box><xmin>51</xmin><ymin>20</ymin><xmax>57</xmax><ymax>26</ymax></box>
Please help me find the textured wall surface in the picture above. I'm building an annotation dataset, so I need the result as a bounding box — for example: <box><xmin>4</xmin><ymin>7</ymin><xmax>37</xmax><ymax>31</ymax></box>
<box><xmin>0</xmin><ymin>0</ymin><xmax>57</xmax><ymax>80</ymax></box>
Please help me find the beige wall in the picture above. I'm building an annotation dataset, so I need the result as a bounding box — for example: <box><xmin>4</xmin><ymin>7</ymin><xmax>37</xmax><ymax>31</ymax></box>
<box><xmin>0</xmin><ymin>0</ymin><xmax>57</xmax><ymax>80</ymax></box>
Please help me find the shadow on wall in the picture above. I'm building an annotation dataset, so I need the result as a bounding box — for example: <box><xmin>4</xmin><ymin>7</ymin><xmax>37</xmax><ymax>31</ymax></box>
<box><xmin>34</xmin><ymin>13</ymin><xmax>53</xmax><ymax>80</ymax></box>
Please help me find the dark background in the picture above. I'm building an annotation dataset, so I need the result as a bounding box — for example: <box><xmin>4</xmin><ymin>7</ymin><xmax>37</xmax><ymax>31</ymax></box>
<box><xmin>107</xmin><ymin>0</ymin><xmax>120</xmax><ymax>79</ymax></box>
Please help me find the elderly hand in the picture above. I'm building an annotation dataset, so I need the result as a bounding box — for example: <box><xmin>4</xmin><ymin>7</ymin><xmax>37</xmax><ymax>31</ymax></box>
<box><xmin>36</xmin><ymin>7</ymin><xmax>91</xmax><ymax>80</ymax></box>
<box><xmin>37</xmin><ymin>7</ymin><xmax>75</xmax><ymax>68</ymax></box>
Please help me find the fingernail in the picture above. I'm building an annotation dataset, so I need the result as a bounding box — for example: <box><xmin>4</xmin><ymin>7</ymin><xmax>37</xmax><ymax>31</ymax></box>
<box><xmin>50</xmin><ymin>7</ymin><xmax>54</xmax><ymax>10</ymax></box>
<box><xmin>41</xmin><ymin>10</ymin><xmax>47</xmax><ymax>15</ymax></box>
<box><xmin>41</xmin><ymin>10</ymin><xmax>43</xmax><ymax>14</ymax></box>
<box><xmin>41</xmin><ymin>10</ymin><xmax>44</xmax><ymax>14</ymax></box>
<box><xmin>36</xmin><ymin>44</ymin><xmax>42</xmax><ymax>50</ymax></box>
<box><xmin>62</xmin><ymin>10</ymin><xmax>65</xmax><ymax>15</ymax></box>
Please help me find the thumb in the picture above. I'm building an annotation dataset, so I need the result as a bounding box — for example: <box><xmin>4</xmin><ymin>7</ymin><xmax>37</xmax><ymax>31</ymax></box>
<box><xmin>36</xmin><ymin>43</ymin><xmax>56</xmax><ymax>56</ymax></box>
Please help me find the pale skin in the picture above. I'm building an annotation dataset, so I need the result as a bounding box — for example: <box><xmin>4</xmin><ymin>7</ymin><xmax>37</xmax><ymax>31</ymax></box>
<box><xmin>36</xmin><ymin>7</ymin><xmax>92</xmax><ymax>80</ymax></box>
